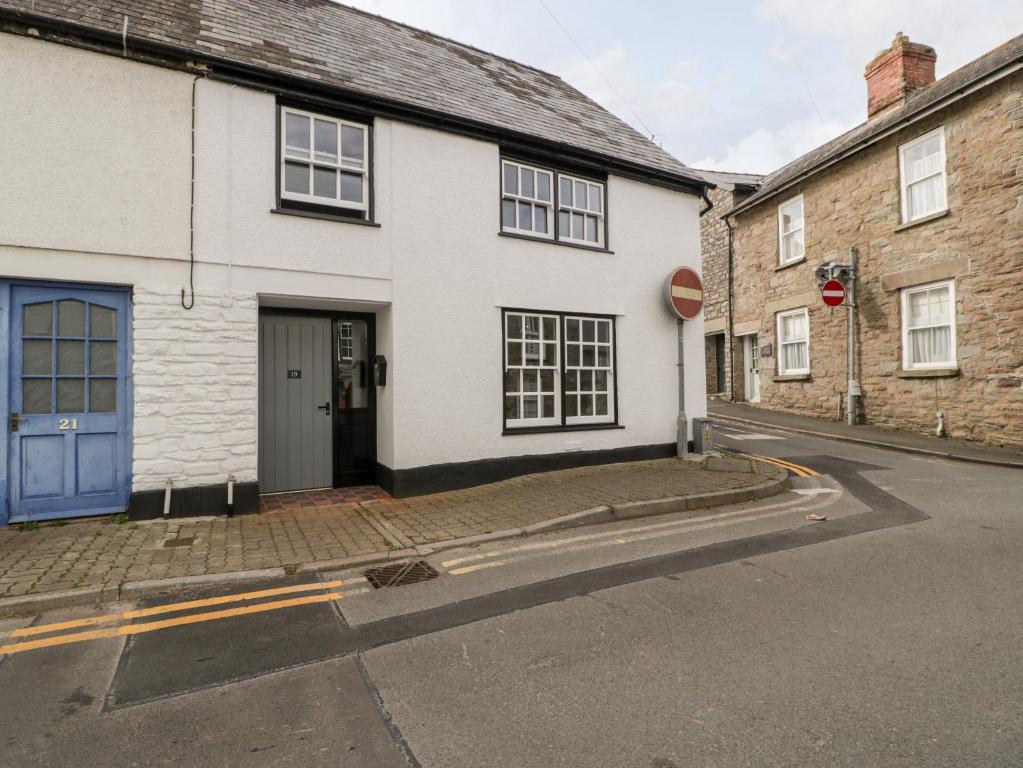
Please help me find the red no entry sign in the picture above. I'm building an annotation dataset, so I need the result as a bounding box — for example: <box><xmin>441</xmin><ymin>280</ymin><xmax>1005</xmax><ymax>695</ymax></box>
<box><xmin>822</xmin><ymin>279</ymin><xmax>846</xmax><ymax>307</ymax></box>
<box><xmin>666</xmin><ymin>267</ymin><xmax>704</xmax><ymax>320</ymax></box>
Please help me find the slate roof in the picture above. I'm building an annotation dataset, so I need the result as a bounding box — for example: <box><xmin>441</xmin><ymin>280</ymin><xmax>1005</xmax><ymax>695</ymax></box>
<box><xmin>693</xmin><ymin>169</ymin><xmax>763</xmax><ymax>192</ymax></box>
<box><xmin>0</xmin><ymin>0</ymin><xmax>705</xmax><ymax>188</ymax></box>
<box><xmin>730</xmin><ymin>31</ymin><xmax>1023</xmax><ymax>215</ymax></box>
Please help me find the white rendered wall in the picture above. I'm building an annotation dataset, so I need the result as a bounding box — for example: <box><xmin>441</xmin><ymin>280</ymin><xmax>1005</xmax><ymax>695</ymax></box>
<box><xmin>384</xmin><ymin>121</ymin><xmax>706</xmax><ymax>470</ymax></box>
<box><xmin>0</xmin><ymin>34</ymin><xmax>191</xmax><ymax>261</ymax></box>
<box><xmin>1</xmin><ymin>33</ymin><xmax>706</xmax><ymax>491</ymax></box>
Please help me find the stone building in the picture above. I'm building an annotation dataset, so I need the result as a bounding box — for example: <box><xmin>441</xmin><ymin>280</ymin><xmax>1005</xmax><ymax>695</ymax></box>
<box><xmin>716</xmin><ymin>32</ymin><xmax>1023</xmax><ymax>447</ymax></box>
<box><xmin>695</xmin><ymin>171</ymin><xmax>762</xmax><ymax>399</ymax></box>
<box><xmin>0</xmin><ymin>1</ymin><xmax>709</xmax><ymax>525</ymax></box>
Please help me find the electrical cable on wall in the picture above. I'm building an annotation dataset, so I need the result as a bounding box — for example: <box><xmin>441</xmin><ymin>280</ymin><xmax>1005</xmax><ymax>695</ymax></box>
<box><xmin>182</xmin><ymin>74</ymin><xmax>199</xmax><ymax>310</ymax></box>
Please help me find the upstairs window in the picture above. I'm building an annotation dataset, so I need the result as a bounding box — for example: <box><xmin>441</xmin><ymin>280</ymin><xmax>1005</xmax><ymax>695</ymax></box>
<box><xmin>559</xmin><ymin>174</ymin><xmax>605</xmax><ymax>246</ymax></box>
<box><xmin>899</xmin><ymin>127</ymin><xmax>947</xmax><ymax>223</ymax></box>
<box><xmin>776</xmin><ymin>308</ymin><xmax>809</xmax><ymax>375</ymax></box>
<box><xmin>502</xmin><ymin>161</ymin><xmax>554</xmax><ymax>238</ymax></box>
<box><xmin>777</xmin><ymin>195</ymin><xmax>804</xmax><ymax>265</ymax></box>
<box><xmin>281</xmin><ymin>106</ymin><xmax>369</xmax><ymax>216</ymax></box>
<box><xmin>902</xmin><ymin>280</ymin><xmax>956</xmax><ymax>369</ymax></box>
<box><xmin>501</xmin><ymin>159</ymin><xmax>607</xmax><ymax>248</ymax></box>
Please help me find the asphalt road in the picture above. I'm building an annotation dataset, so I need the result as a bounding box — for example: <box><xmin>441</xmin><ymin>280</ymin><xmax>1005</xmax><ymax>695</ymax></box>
<box><xmin>1</xmin><ymin>425</ymin><xmax>1021</xmax><ymax>767</ymax></box>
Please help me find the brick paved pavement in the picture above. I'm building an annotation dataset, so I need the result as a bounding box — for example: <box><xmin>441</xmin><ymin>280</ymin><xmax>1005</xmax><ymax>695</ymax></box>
<box><xmin>0</xmin><ymin>458</ymin><xmax>775</xmax><ymax>601</ymax></box>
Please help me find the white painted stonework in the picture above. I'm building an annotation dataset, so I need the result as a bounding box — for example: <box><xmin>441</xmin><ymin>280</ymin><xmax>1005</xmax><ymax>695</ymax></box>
<box><xmin>1</xmin><ymin>31</ymin><xmax>707</xmax><ymax>505</ymax></box>
<box><xmin>131</xmin><ymin>287</ymin><xmax>258</xmax><ymax>492</ymax></box>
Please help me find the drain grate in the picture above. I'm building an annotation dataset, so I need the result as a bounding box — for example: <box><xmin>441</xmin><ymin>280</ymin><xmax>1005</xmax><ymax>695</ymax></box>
<box><xmin>364</xmin><ymin>560</ymin><xmax>440</xmax><ymax>589</ymax></box>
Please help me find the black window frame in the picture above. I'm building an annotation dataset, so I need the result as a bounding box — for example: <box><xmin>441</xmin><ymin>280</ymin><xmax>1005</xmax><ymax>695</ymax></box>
<box><xmin>274</xmin><ymin>99</ymin><xmax>376</xmax><ymax>225</ymax></box>
<box><xmin>501</xmin><ymin>307</ymin><xmax>622</xmax><ymax>435</ymax></box>
<box><xmin>498</xmin><ymin>156</ymin><xmax>611</xmax><ymax>253</ymax></box>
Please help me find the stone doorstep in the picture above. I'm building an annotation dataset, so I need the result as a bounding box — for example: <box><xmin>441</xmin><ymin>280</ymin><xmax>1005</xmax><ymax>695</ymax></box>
<box><xmin>0</xmin><ymin>472</ymin><xmax>787</xmax><ymax>619</ymax></box>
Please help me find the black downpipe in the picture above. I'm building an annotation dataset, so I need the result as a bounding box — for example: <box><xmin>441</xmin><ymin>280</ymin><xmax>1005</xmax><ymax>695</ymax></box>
<box><xmin>724</xmin><ymin>213</ymin><xmax>735</xmax><ymax>402</ymax></box>
<box><xmin>698</xmin><ymin>187</ymin><xmax>714</xmax><ymax>217</ymax></box>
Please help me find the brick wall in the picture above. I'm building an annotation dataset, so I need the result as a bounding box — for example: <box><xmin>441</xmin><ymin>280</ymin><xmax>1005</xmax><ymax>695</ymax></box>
<box><xmin>131</xmin><ymin>286</ymin><xmax>258</xmax><ymax>491</ymax></box>
<box><xmin>730</xmin><ymin>72</ymin><xmax>1023</xmax><ymax>447</ymax></box>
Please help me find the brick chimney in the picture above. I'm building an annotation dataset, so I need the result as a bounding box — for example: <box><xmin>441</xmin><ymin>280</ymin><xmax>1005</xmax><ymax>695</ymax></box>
<box><xmin>864</xmin><ymin>33</ymin><xmax>937</xmax><ymax>119</ymax></box>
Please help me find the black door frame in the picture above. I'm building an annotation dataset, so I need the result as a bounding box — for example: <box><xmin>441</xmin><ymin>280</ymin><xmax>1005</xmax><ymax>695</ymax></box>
<box><xmin>259</xmin><ymin>307</ymin><xmax>377</xmax><ymax>489</ymax></box>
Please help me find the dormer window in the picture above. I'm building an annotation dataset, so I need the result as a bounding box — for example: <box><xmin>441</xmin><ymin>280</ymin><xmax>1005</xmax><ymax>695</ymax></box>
<box><xmin>280</xmin><ymin>106</ymin><xmax>369</xmax><ymax>218</ymax></box>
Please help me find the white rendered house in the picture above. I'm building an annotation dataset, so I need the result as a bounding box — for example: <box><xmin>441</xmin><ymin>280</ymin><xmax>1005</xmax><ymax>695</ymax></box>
<box><xmin>0</xmin><ymin>0</ymin><xmax>709</xmax><ymax>522</ymax></box>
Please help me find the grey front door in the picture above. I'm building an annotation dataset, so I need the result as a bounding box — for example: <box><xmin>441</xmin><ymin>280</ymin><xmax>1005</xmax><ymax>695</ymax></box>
<box><xmin>258</xmin><ymin>314</ymin><xmax>333</xmax><ymax>493</ymax></box>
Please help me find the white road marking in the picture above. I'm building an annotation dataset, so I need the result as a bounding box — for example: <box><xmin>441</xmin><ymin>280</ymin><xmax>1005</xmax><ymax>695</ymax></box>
<box><xmin>441</xmin><ymin>494</ymin><xmax>818</xmax><ymax>569</ymax></box>
<box><xmin>446</xmin><ymin>496</ymin><xmax>841</xmax><ymax>576</ymax></box>
<box><xmin>719</xmin><ymin>433</ymin><xmax>786</xmax><ymax>441</ymax></box>
<box><xmin>791</xmin><ymin>488</ymin><xmax>839</xmax><ymax>495</ymax></box>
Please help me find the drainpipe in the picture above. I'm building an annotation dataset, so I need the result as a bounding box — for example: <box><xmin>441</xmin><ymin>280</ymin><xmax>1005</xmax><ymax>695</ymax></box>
<box><xmin>226</xmin><ymin>475</ymin><xmax>235</xmax><ymax>517</ymax></box>
<box><xmin>162</xmin><ymin>479</ymin><xmax>173</xmax><ymax>519</ymax></box>
<box><xmin>678</xmin><ymin>186</ymin><xmax>713</xmax><ymax>457</ymax></box>
<box><xmin>724</xmin><ymin>213</ymin><xmax>736</xmax><ymax>402</ymax></box>
<box><xmin>698</xmin><ymin>187</ymin><xmax>714</xmax><ymax>218</ymax></box>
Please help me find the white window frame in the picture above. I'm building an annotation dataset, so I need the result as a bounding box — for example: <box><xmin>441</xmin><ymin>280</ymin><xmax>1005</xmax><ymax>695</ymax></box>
<box><xmin>557</xmin><ymin>173</ymin><xmax>606</xmax><ymax>247</ymax></box>
<box><xmin>901</xmin><ymin>279</ymin><xmax>957</xmax><ymax>370</ymax></box>
<box><xmin>776</xmin><ymin>307</ymin><xmax>810</xmax><ymax>375</ymax></box>
<box><xmin>501</xmin><ymin>160</ymin><xmax>554</xmax><ymax>239</ymax></box>
<box><xmin>898</xmin><ymin>127</ymin><xmax>947</xmax><ymax>224</ymax></box>
<box><xmin>339</xmin><ymin>321</ymin><xmax>354</xmax><ymax>361</ymax></box>
<box><xmin>280</xmin><ymin>106</ymin><xmax>369</xmax><ymax>213</ymax></box>
<box><xmin>777</xmin><ymin>195</ymin><xmax>805</xmax><ymax>265</ymax></box>
<box><xmin>563</xmin><ymin>315</ymin><xmax>615</xmax><ymax>425</ymax></box>
<box><xmin>503</xmin><ymin>311</ymin><xmax>561</xmax><ymax>428</ymax></box>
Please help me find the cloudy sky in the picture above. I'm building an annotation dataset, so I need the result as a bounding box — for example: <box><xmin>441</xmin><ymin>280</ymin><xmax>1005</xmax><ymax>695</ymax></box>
<box><xmin>343</xmin><ymin>0</ymin><xmax>1022</xmax><ymax>175</ymax></box>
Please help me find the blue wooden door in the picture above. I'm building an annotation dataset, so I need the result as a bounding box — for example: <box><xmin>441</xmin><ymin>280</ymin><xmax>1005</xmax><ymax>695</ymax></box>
<box><xmin>7</xmin><ymin>285</ymin><xmax>130</xmax><ymax>522</ymax></box>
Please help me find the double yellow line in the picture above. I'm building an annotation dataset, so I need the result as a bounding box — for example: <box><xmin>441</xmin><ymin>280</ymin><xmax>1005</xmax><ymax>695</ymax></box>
<box><xmin>0</xmin><ymin>579</ymin><xmax>346</xmax><ymax>656</ymax></box>
<box><xmin>749</xmin><ymin>454</ymin><xmax>820</xmax><ymax>478</ymax></box>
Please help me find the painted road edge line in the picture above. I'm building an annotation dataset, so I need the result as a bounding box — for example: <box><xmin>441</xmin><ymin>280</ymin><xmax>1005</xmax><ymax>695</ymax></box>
<box><xmin>448</xmin><ymin>492</ymin><xmax>843</xmax><ymax>576</ymax></box>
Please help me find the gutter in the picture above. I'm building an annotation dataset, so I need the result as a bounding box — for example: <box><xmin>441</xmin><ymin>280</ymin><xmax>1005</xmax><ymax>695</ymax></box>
<box><xmin>0</xmin><ymin>7</ymin><xmax>710</xmax><ymax>197</ymax></box>
<box><xmin>726</xmin><ymin>54</ymin><xmax>1023</xmax><ymax>217</ymax></box>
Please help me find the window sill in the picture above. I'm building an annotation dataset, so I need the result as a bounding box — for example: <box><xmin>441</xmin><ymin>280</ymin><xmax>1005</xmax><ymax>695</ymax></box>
<box><xmin>773</xmin><ymin>373</ymin><xmax>811</xmax><ymax>382</ymax></box>
<box><xmin>499</xmin><ymin>231</ymin><xmax>613</xmax><ymax>254</ymax></box>
<box><xmin>895</xmin><ymin>209</ymin><xmax>950</xmax><ymax>232</ymax></box>
<box><xmin>896</xmin><ymin>367</ymin><xmax>959</xmax><ymax>378</ymax></box>
<box><xmin>502</xmin><ymin>423</ymin><xmax>624</xmax><ymax>436</ymax></box>
<box><xmin>774</xmin><ymin>257</ymin><xmax>806</xmax><ymax>271</ymax></box>
<box><xmin>271</xmin><ymin>207</ymin><xmax>381</xmax><ymax>227</ymax></box>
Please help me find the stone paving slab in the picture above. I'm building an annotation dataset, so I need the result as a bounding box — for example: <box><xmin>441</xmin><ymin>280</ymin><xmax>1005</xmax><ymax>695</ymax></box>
<box><xmin>0</xmin><ymin>457</ymin><xmax>775</xmax><ymax>604</ymax></box>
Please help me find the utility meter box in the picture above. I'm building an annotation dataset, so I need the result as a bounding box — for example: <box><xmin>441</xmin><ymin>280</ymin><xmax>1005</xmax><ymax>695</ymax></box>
<box><xmin>693</xmin><ymin>417</ymin><xmax>713</xmax><ymax>454</ymax></box>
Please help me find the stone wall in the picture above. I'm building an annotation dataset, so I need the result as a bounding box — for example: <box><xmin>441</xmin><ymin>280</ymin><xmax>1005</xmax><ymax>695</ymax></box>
<box><xmin>701</xmin><ymin>185</ymin><xmax>755</xmax><ymax>398</ymax></box>
<box><xmin>731</xmin><ymin>72</ymin><xmax>1023</xmax><ymax>447</ymax></box>
<box><xmin>131</xmin><ymin>286</ymin><xmax>259</xmax><ymax>492</ymax></box>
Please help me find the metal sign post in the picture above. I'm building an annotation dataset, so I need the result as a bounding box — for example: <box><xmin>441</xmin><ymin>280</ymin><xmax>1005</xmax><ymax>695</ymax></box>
<box><xmin>665</xmin><ymin>267</ymin><xmax>704</xmax><ymax>459</ymax></box>
<box><xmin>676</xmin><ymin>318</ymin><xmax>687</xmax><ymax>459</ymax></box>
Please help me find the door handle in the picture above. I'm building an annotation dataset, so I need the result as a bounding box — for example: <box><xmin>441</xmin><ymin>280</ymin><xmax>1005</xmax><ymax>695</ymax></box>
<box><xmin>317</xmin><ymin>401</ymin><xmax>331</xmax><ymax>416</ymax></box>
<box><xmin>9</xmin><ymin>412</ymin><xmax>19</xmax><ymax>432</ymax></box>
